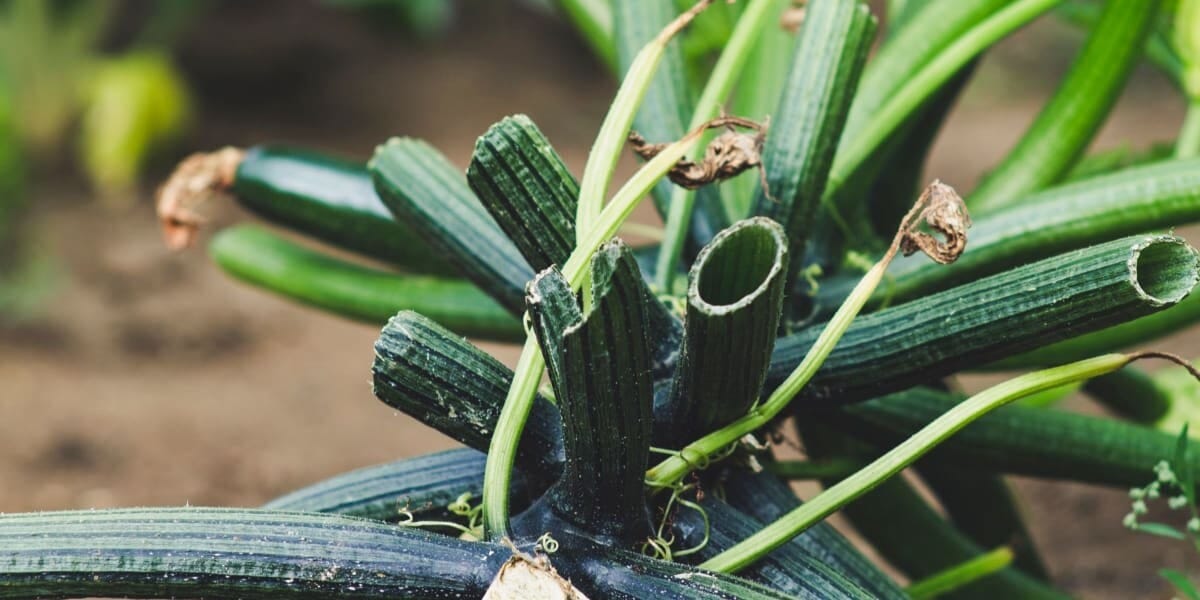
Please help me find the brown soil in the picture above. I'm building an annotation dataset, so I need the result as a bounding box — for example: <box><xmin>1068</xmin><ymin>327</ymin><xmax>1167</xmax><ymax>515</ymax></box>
<box><xmin>1</xmin><ymin>3</ymin><xmax>1196</xmax><ymax>598</ymax></box>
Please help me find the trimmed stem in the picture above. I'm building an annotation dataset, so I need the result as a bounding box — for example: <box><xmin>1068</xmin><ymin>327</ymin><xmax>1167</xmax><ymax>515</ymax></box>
<box><xmin>782</xmin><ymin>235</ymin><xmax>1200</xmax><ymax>403</ymax></box>
<box><xmin>646</xmin><ymin>189</ymin><xmax>941</xmax><ymax>488</ymax></box>
<box><xmin>482</xmin><ymin>125</ymin><xmax>708</xmax><ymax>539</ymax></box>
<box><xmin>0</xmin><ymin>508</ymin><xmax>502</xmax><ymax>598</ymax></box>
<box><xmin>667</xmin><ymin>217</ymin><xmax>789</xmax><ymax>442</ymax></box>
<box><xmin>700</xmin><ymin>354</ymin><xmax>1134</xmax><ymax>573</ymax></box>
<box><xmin>655</xmin><ymin>0</ymin><xmax>777</xmax><ymax>292</ymax></box>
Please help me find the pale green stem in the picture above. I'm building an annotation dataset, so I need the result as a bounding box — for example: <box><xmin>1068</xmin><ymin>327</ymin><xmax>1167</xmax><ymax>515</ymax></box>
<box><xmin>654</xmin><ymin>0</ymin><xmax>777</xmax><ymax>292</ymax></box>
<box><xmin>1177</xmin><ymin>99</ymin><xmax>1200</xmax><ymax>159</ymax></box>
<box><xmin>699</xmin><ymin>353</ymin><xmax>1133</xmax><ymax>573</ymax></box>
<box><xmin>906</xmin><ymin>546</ymin><xmax>1016</xmax><ymax>600</ymax></box>
<box><xmin>576</xmin><ymin>0</ymin><xmax>713</xmax><ymax>236</ymax></box>
<box><xmin>482</xmin><ymin>129</ymin><xmax>707</xmax><ymax>539</ymax></box>
<box><xmin>824</xmin><ymin>0</ymin><xmax>1061</xmax><ymax>211</ymax></box>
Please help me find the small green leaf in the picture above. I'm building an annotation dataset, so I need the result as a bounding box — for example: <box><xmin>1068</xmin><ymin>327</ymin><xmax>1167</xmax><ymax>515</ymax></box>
<box><xmin>1177</xmin><ymin>423</ymin><xmax>1197</xmax><ymax>508</ymax></box>
<box><xmin>1138</xmin><ymin>522</ymin><xmax>1189</xmax><ymax>540</ymax></box>
<box><xmin>1160</xmin><ymin>568</ymin><xmax>1200</xmax><ymax>600</ymax></box>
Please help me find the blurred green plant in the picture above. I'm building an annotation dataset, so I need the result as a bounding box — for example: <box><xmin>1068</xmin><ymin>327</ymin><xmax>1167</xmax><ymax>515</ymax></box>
<box><xmin>0</xmin><ymin>0</ymin><xmax>195</xmax><ymax>320</ymax></box>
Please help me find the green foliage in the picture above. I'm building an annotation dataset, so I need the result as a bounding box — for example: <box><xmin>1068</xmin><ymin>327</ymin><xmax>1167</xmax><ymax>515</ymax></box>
<box><xmin>12</xmin><ymin>0</ymin><xmax>1200</xmax><ymax>597</ymax></box>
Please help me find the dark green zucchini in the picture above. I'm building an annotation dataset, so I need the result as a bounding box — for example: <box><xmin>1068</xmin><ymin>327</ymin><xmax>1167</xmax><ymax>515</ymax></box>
<box><xmin>210</xmin><ymin>224</ymin><xmax>522</xmax><ymax>340</ymax></box>
<box><xmin>231</xmin><ymin>145</ymin><xmax>456</xmax><ymax>275</ymax></box>
<box><xmin>263</xmin><ymin>448</ymin><xmax>529</xmax><ymax>524</ymax></box>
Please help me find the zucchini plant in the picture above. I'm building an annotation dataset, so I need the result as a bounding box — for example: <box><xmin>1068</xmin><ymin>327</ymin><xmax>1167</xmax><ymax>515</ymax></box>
<box><xmin>7</xmin><ymin>0</ymin><xmax>1200</xmax><ymax>598</ymax></box>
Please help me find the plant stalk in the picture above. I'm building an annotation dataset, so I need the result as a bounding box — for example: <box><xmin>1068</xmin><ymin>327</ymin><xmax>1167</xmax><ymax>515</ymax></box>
<box><xmin>700</xmin><ymin>354</ymin><xmax>1134</xmax><ymax>573</ymax></box>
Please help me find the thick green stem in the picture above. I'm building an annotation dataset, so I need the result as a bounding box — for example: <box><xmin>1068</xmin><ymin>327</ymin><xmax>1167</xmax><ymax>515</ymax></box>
<box><xmin>655</xmin><ymin>0</ymin><xmax>777</xmax><ymax>292</ymax></box>
<box><xmin>667</xmin><ymin>217</ymin><xmax>789</xmax><ymax>443</ymax></box>
<box><xmin>844</xmin><ymin>158</ymin><xmax>1200</xmax><ymax>308</ymax></box>
<box><xmin>970</xmin><ymin>0</ymin><xmax>1164</xmax><ymax>213</ymax></box>
<box><xmin>750</xmin><ymin>0</ymin><xmax>876</xmax><ymax>280</ymax></box>
<box><xmin>774</xmin><ymin>235</ymin><xmax>1200</xmax><ymax>405</ymax></box>
<box><xmin>700</xmin><ymin>354</ymin><xmax>1132</xmax><ymax>573</ymax></box>
<box><xmin>0</xmin><ymin>508</ymin><xmax>503</xmax><ymax>598</ymax></box>
<box><xmin>647</xmin><ymin>217</ymin><xmax>898</xmax><ymax>488</ymax></box>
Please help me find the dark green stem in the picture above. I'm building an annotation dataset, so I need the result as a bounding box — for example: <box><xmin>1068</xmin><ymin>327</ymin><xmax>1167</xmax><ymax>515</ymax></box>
<box><xmin>771</xmin><ymin>235</ymin><xmax>1200</xmax><ymax>405</ymax></box>
<box><xmin>668</xmin><ymin>218</ymin><xmax>788</xmax><ymax>442</ymax></box>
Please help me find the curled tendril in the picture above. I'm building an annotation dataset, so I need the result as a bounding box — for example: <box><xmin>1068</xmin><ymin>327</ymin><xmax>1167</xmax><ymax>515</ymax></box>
<box><xmin>535</xmin><ymin>533</ymin><xmax>560</xmax><ymax>555</ymax></box>
<box><xmin>642</xmin><ymin>482</ymin><xmax>711</xmax><ymax>561</ymax></box>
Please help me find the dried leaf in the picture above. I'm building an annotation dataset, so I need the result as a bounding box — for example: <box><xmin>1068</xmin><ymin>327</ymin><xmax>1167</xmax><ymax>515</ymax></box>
<box><xmin>898</xmin><ymin>179</ymin><xmax>971</xmax><ymax>265</ymax></box>
<box><xmin>155</xmin><ymin>146</ymin><xmax>244</xmax><ymax>250</ymax></box>
<box><xmin>629</xmin><ymin>116</ymin><xmax>767</xmax><ymax>191</ymax></box>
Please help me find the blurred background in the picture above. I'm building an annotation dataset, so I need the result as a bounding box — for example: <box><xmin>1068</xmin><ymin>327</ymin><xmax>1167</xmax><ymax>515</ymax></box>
<box><xmin>0</xmin><ymin>1</ymin><xmax>1189</xmax><ymax>597</ymax></box>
